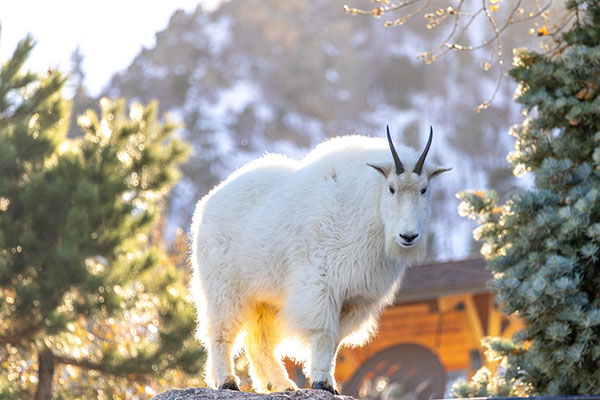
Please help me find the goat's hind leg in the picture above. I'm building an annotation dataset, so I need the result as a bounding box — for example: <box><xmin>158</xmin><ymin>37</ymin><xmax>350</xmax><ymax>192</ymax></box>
<box><xmin>244</xmin><ymin>304</ymin><xmax>298</xmax><ymax>393</ymax></box>
<box><xmin>205</xmin><ymin>309</ymin><xmax>243</xmax><ymax>390</ymax></box>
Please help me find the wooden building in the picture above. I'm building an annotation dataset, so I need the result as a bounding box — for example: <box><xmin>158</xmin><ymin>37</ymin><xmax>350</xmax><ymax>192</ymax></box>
<box><xmin>288</xmin><ymin>258</ymin><xmax>522</xmax><ymax>399</ymax></box>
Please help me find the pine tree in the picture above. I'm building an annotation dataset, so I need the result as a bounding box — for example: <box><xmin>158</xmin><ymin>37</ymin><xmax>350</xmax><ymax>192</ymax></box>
<box><xmin>456</xmin><ymin>0</ymin><xmax>600</xmax><ymax>395</ymax></box>
<box><xmin>0</xmin><ymin>36</ymin><xmax>203</xmax><ymax>399</ymax></box>
<box><xmin>67</xmin><ymin>46</ymin><xmax>96</xmax><ymax>138</ymax></box>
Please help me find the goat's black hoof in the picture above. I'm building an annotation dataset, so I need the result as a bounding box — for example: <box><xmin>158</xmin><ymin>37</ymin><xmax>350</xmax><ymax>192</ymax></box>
<box><xmin>312</xmin><ymin>381</ymin><xmax>338</xmax><ymax>395</ymax></box>
<box><xmin>219</xmin><ymin>380</ymin><xmax>240</xmax><ymax>391</ymax></box>
<box><xmin>285</xmin><ymin>387</ymin><xmax>297</xmax><ymax>392</ymax></box>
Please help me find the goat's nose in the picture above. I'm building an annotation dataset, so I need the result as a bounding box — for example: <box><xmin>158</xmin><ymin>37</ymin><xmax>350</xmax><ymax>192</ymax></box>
<box><xmin>399</xmin><ymin>233</ymin><xmax>419</xmax><ymax>243</ymax></box>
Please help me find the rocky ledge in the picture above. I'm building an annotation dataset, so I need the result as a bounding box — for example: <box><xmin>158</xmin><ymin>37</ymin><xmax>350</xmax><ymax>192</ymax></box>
<box><xmin>151</xmin><ymin>388</ymin><xmax>353</xmax><ymax>400</ymax></box>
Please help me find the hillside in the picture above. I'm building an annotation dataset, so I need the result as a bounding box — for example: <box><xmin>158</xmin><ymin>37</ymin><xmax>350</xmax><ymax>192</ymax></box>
<box><xmin>101</xmin><ymin>0</ymin><xmax>533</xmax><ymax>259</ymax></box>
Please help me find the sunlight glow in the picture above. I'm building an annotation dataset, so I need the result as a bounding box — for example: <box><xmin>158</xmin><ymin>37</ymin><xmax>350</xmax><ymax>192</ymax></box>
<box><xmin>100</xmin><ymin>119</ymin><xmax>112</xmax><ymax>142</ymax></box>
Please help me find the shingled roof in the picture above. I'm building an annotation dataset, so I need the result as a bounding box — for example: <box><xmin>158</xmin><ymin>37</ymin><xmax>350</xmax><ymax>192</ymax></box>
<box><xmin>395</xmin><ymin>258</ymin><xmax>492</xmax><ymax>303</ymax></box>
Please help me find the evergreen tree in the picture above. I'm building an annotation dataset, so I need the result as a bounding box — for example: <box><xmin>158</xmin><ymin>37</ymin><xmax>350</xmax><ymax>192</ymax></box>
<box><xmin>456</xmin><ymin>0</ymin><xmax>600</xmax><ymax>395</ymax></box>
<box><xmin>67</xmin><ymin>46</ymin><xmax>96</xmax><ymax>138</ymax></box>
<box><xmin>0</xmin><ymin>36</ymin><xmax>203</xmax><ymax>399</ymax></box>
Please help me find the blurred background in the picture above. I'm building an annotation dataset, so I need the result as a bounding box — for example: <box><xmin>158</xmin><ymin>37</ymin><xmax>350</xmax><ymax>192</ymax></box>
<box><xmin>1</xmin><ymin>0</ymin><xmax>539</xmax><ymax>260</ymax></box>
<box><xmin>0</xmin><ymin>0</ymin><xmax>554</xmax><ymax>398</ymax></box>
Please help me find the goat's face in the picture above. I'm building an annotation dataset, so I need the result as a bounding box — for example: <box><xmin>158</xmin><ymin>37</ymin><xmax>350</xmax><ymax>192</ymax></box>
<box><xmin>368</xmin><ymin>126</ymin><xmax>451</xmax><ymax>253</ymax></box>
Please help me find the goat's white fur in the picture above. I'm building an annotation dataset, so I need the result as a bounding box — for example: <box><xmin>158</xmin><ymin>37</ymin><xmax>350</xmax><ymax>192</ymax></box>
<box><xmin>190</xmin><ymin>134</ymin><xmax>450</xmax><ymax>393</ymax></box>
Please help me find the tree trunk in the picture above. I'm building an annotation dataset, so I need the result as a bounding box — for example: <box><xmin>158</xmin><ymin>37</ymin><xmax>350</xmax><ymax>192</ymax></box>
<box><xmin>35</xmin><ymin>348</ymin><xmax>55</xmax><ymax>400</ymax></box>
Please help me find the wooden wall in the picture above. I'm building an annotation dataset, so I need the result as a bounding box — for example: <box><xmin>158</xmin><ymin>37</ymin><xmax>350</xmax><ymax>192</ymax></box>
<box><xmin>332</xmin><ymin>292</ymin><xmax>522</xmax><ymax>387</ymax></box>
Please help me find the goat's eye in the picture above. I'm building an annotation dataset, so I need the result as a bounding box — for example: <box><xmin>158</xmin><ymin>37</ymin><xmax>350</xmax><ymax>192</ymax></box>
<box><xmin>389</xmin><ymin>186</ymin><xmax>395</xmax><ymax>194</ymax></box>
<box><xmin>421</xmin><ymin>187</ymin><xmax>427</xmax><ymax>195</ymax></box>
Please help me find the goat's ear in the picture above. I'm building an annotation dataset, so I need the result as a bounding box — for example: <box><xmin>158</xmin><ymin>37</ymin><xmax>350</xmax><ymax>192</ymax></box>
<box><xmin>367</xmin><ymin>162</ymin><xmax>392</xmax><ymax>178</ymax></box>
<box><xmin>427</xmin><ymin>165</ymin><xmax>452</xmax><ymax>180</ymax></box>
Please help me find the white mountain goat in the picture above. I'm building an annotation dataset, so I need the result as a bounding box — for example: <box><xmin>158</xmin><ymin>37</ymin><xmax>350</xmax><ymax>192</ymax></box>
<box><xmin>190</xmin><ymin>126</ymin><xmax>451</xmax><ymax>394</ymax></box>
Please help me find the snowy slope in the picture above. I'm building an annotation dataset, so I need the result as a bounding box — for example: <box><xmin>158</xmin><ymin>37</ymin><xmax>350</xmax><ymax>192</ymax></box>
<box><xmin>104</xmin><ymin>0</ymin><xmax>533</xmax><ymax>260</ymax></box>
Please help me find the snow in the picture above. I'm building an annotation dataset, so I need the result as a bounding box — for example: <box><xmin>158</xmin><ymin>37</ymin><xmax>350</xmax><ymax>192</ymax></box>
<box><xmin>255</xmin><ymin>103</ymin><xmax>275</xmax><ymax>122</ymax></box>
<box><xmin>282</xmin><ymin>112</ymin><xmax>324</xmax><ymax>145</ymax></box>
<box><xmin>201</xmin><ymin>80</ymin><xmax>260</xmax><ymax>123</ymax></box>
<box><xmin>202</xmin><ymin>15</ymin><xmax>233</xmax><ymax>55</ymax></box>
<box><xmin>322</xmin><ymin>42</ymin><xmax>340</xmax><ymax>57</ymax></box>
<box><xmin>326</xmin><ymin>69</ymin><xmax>340</xmax><ymax>84</ymax></box>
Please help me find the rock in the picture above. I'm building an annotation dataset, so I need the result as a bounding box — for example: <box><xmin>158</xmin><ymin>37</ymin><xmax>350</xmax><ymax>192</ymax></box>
<box><xmin>151</xmin><ymin>388</ymin><xmax>354</xmax><ymax>400</ymax></box>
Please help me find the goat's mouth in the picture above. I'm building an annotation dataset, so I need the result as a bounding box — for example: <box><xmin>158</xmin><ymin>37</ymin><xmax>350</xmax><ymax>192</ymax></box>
<box><xmin>398</xmin><ymin>241</ymin><xmax>416</xmax><ymax>248</ymax></box>
<box><xmin>396</xmin><ymin>236</ymin><xmax>420</xmax><ymax>248</ymax></box>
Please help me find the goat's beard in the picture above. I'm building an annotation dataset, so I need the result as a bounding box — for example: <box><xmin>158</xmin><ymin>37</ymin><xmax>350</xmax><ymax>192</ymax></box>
<box><xmin>384</xmin><ymin>231</ymin><xmax>427</xmax><ymax>266</ymax></box>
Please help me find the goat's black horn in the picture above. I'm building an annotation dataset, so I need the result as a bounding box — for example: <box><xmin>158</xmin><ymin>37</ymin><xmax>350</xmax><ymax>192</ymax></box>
<box><xmin>414</xmin><ymin>126</ymin><xmax>433</xmax><ymax>175</ymax></box>
<box><xmin>387</xmin><ymin>125</ymin><xmax>404</xmax><ymax>175</ymax></box>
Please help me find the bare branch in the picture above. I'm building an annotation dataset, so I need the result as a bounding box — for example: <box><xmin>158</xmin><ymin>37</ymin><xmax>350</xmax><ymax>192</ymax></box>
<box><xmin>475</xmin><ymin>0</ymin><xmax>503</xmax><ymax>111</ymax></box>
<box><xmin>384</xmin><ymin>0</ymin><xmax>432</xmax><ymax>27</ymax></box>
<box><xmin>54</xmin><ymin>354</ymin><xmax>148</xmax><ymax>380</ymax></box>
<box><xmin>344</xmin><ymin>0</ymin><xmax>573</xmax><ymax>110</ymax></box>
<box><xmin>0</xmin><ymin>322</ymin><xmax>43</xmax><ymax>346</ymax></box>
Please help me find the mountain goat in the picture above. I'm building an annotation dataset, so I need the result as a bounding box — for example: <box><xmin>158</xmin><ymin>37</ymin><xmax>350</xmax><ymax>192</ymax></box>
<box><xmin>190</xmin><ymin>126</ymin><xmax>450</xmax><ymax>394</ymax></box>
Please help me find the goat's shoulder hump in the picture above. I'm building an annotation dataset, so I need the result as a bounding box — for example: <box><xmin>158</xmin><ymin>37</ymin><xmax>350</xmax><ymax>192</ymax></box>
<box><xmin>301</xmin><ymin>135</ymin><xmax>417</xmax><ymax>170</ymax></box>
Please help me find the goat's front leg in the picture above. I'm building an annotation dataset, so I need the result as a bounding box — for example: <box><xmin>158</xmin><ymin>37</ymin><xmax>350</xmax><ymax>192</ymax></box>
<box><xmin>285</xmin><ymin>267</ymin><xmax>341</xmax><ymax>394</ymax></box>
<box><xmin>309</xmin><ymin>331</ymin><xmax>340</xmax><ymax>395</ymax></box>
